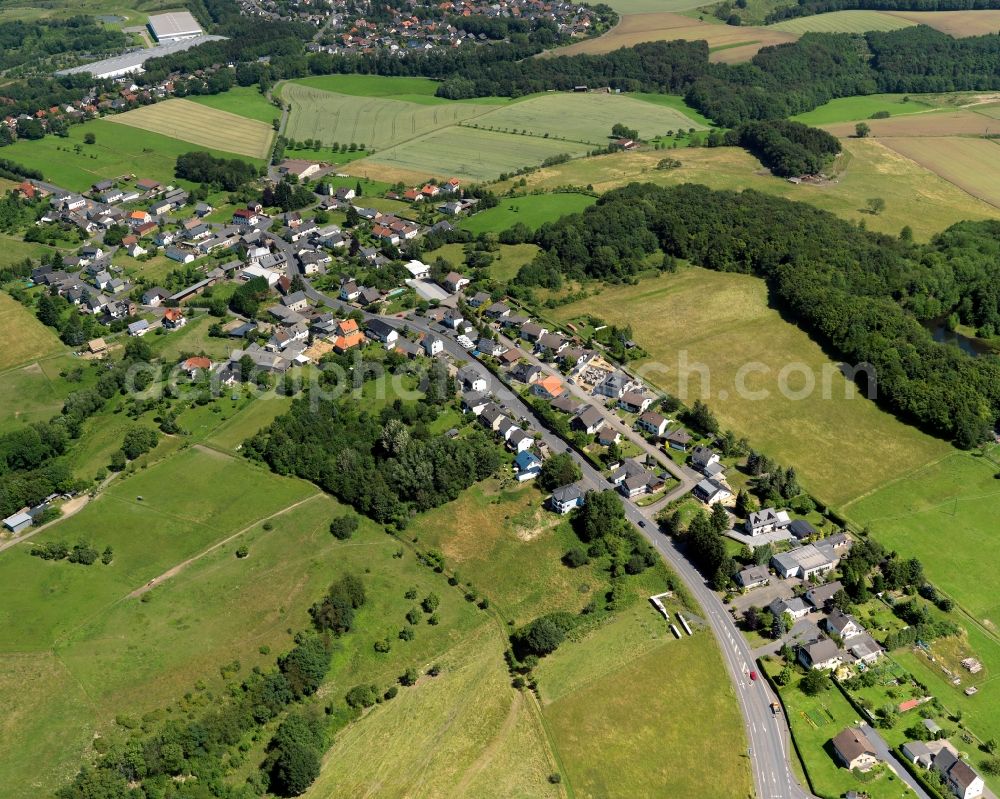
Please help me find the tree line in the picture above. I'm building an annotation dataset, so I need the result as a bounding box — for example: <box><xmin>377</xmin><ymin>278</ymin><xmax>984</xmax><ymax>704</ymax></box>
<box><xmin>766</xmin><ymin>0</ymin><xmax>1000</xmax><ymax>23</ymax></box>
<box><xmin>519</xmin><ymin>182</ymin><xmax>1000</xmax><ymax>446</ymax></box>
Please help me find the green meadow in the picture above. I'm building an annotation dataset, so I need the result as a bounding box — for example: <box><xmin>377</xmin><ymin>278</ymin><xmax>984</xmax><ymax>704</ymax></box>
<box><xmin>459</xmin><ymin>193</ymin><xmax>596</xmax><ymax>235</ymax></box>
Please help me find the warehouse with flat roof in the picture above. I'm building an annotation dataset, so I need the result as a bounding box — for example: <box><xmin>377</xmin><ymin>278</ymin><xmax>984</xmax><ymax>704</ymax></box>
<box><xmin>147</xmin><ymin>10</ymin><xmax>204</xmax><ymax>42</ymax></box>
<box><xmin>56</xmin><ymin>35</ymin><xmax>224</xmax><ymax>79</ymax></box>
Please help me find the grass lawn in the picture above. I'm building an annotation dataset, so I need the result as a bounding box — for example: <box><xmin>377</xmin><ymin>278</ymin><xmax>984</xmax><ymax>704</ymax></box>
<box><xmin>188</xmin><ymin>86</ymin><xmax>281</xmax><ymax>124</ymax></box>
<box><xmin>2</xmin><ymin>119</ymin><xmax>264</xmax><ymax>193</ymax></box>
<box><xmin>542</xmin><ymin>624</ymin><xmax>751</xmax><ymax>798</ymax></box>
<box><xmin>550</xmin><ymin>268</ymin><xmax>952</xmax><ymax>507</ymax></box>
<box><xmin>0</xmin><ymin>354</ymin><xmax>96</xmax><ymax>435</ymax></box>
<box><xmin>495</xmin><ymin>140</ymin><xmax>1000</xmax><ymax>241</ymax></box>
<box><xmin>0</xmin><ymin>291</ymin><xmax>65</xmax><ymax>370</ymax></box>
<box><xmin>147</xmin><ymin>314</ymin><xmax>233</xmax><ymax>361</ymax></box>
<box><xmin>0</xmin><ymin>233</ymin><xmax>58</xmax><ymax>268</ymax></box>
<box><xmin>842</xmin><ymin>448</ymin><xmax>1000</xmax><ymax>627</ymax></box>
<box><xmin>203</xmin><ymin>394</ymin><xmax>294</xmax><ymax>452</ymax></box>
<box><xmin>459</xmin><ymin>193</ymin><xmax>595</xmax><ymax>235</ymax></box>
<box><xmin>764</xmin><ymin>663</ymin><xmax>917</xmax><ymax>799</ymax></box>
<box><xmin>793</xmin><ymin>94</ymin><xmax>936</xmax><ymax>125</ymax></box>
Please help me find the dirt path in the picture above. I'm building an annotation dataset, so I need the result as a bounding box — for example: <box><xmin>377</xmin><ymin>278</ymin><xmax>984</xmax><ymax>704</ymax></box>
<box><xmin>126</xmin><ymin>492</ymin><xmax>322</xmax><ymax>598</ymax></box>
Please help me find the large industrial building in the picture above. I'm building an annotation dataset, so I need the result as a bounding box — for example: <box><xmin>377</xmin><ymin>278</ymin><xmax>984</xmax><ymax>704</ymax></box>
<box><xmin>147</xmin><ymin>10</ymin><xmax>205</xmax><ymax>43</ymax></box>
<box><xmin>56</xmin><ymin>35</ymin><xmax>225</xmax><ymax>79</ymax></box>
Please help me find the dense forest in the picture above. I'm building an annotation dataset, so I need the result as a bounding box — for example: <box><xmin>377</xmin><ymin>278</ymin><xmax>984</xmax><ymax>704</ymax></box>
<box><xmin>520</xmin><ymin>183</ymin><xmax>1000</xmax><ymax>446</ymax></box>
<box><xmin>243</xmin><ymin>370</ymin><xmax>503</xmax><ymax>526</ymax></box>
<box><xmin>0</xmin><ymin>16</ymin><xmax>128</xmax><ymax>73</ymax></box>
<box><xmin>724</xmin><ymin>120</ymin><xmax>841</xmax><ymax>176</ymax></box>
<box><xmin>766</xmin><ymin>0</ymin><xmax>1000</xmax><ymax>22</ymax></box>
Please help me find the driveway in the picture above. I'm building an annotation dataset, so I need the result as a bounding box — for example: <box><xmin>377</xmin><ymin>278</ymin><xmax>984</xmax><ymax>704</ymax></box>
<box><xmin>859</xmin><ymin>723</ymin><xmax>932</xmax><ymax>799</ymax></box>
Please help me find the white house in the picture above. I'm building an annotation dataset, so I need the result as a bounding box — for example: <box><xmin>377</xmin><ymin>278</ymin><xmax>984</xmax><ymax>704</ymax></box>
<box><xmin>550</xmin><ymin>484</ymin><xmax>585</xmax><ymax>515</ymax></box>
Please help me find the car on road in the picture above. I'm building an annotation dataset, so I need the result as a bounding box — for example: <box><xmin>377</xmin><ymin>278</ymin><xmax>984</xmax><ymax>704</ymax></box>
<box><xmin>750</xmin><ymin>670</ymin><xmax>758</xmax><ymax>681</ymax></box>
<box><xmin>638</xmin><ymin>520</ymin><xmax>646</xmax><ymax>528</ymax></box>
<box><xmin>457</xmin><ymin>335</ymin><xmax>474</xmax><ymax>350</ymax></box>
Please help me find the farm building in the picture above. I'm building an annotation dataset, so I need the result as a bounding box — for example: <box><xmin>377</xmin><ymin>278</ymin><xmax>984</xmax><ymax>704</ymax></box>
<box><xmin>3</xmin><ymin>512</ymin><xmax>32</xmax><ymax>533</ymax></box>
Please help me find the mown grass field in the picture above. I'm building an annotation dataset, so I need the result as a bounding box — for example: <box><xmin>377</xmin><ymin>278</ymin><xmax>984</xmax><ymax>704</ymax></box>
<box><xmin>2</xmin><ymin>119</ymin><xmax>264</xmax><ymax>193</ymax></box>
<box><xmin>282</xmin><ymin>83</ymin><xmax>490</xmax><ymax>150</ymax></box>
<box><xmin>768</xmin><ymin>9</ymin><xmax>913</xmax><ymax>32</ymax></box>
<box><xmin>107</xmin><ymin>98</ymin><xmax>275</xmax><ymax>159</ymax></box>
<box><xmin>203</xmin><ymin>394</ymin><xmax>294</xmax><ymax>452</ymax></box>
<box><xmin>494</xmin><ymin>140</ymin><xmax>1000</xmax><ymax>240</ymax></box>
<box><xmin>842</xmin><ymin>449</ymin><xmax>1000</xmax><ymax>628</ymax></box>
<box><xmin>792</xmin><ymin>93</ymin><xmax>935</xmax><ymax>125</ymax></box>
<box><xmin>550</xmin><ymin>267</ymin><xmax>952</xmax><ymax>506</ymax></box>
<box><xmin>551</xmin><ymin>11</ymin><xmax>797</xmax><ymax>61</ymax></box>
<box><xmin>541</xmin><ymin>619</ymin><xmax>750</xmax><ymax>798</ymax></box>
<box><xmin>879</xmin><ymin>136</ymin><xmax>1000</xmax><ymax>208</ymax></box>
<box><xmin>602</xmin><ymin>0</ymin><xmax>705</xmax><ymax>13</ymax></box>
<box><xmin>0</xmin><ymin>233</ymin><xmax>58</xmax><ymax>268</ymax></box>
<box><xmin>188</xmin><ymin>86</ymin><xmax>281</xmax><ymax>124</ymax></box>
<box><xmin>460</xmin><ymin>193</ymin><xmax>595</xmax><ymax>234</ymax></box>
<box><xmin>288</xmin><ymin>74</ymin><xmax>470</xmax><ymax>103</ymax></box>
<box><xmin>0</xmin><ymin>291</ymin><xmax>65</xmax><ymax>370</ymax></box>
<box><xmin>631</xmin><ymin>92</ymin><xmax>714</xmax><ymax>126</ymax></box>
<box><xmin>362</xmin><ymin>126</ymin><xmax>592</xmax><ymax>181</ymax></box>
<box><xmin>469</xmin><ymin>93</ymin><xmax>708</xmax><ymax>144</ymax></box>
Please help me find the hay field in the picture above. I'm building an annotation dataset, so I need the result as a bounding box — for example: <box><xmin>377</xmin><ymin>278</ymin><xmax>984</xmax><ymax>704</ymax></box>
<box><xmin>768</xmin><ymin>9</ymin><xmax>914</xmax><ymax>32</ymax></box>
<box><xmin>0</xmin><ymin>291</ymin><xmax>64</xmax><ymax>371</ymax></box>
<box><xmin>470</xmin><ymin>93</ymin><xmax>707</xmax><ymax>144</ymax></box>
<box><xmin>879</xmin><ymin>136</ymin><xmax>1000</xmax><ymax>208</ymax></box>
<box><xmin>821</xmin><ymin>109</ymin><xmax>995</xmax><ymax>137</ymax></box>
<box><xmin>551</xmin><ymin>12</ymin><xmax>797</xmax><ymax>60</ymax></box>
<box><xmin>106</xmin><ymin>98</ymin><xmax>274</xmax><ymax>159</ymax></box>
<box><xmin>884</xmin><ymin>9</ymin><xmax>1000</xmax><ymax>35</ymax></box>
<box><xmin>282</xmin><ymin>83</ymin><xmax>489</xmax><ymax>150</ymax></box>
<box><xmin>493</xmin><ymin>139</ymin><xmax>1000</xmax><ymax>240</ymax></box>
<box><xmin>550</xmin><ymin>267</ymin><xmax>952</xmax><ymax>506</ymax></box>
<box><xmin>362</xmin><ymin>125</ymin><xmax>592</xmax><ymax>181</ymax></box>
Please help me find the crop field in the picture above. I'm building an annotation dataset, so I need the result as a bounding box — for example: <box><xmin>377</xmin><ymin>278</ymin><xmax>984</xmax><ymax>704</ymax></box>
<box><xmin>1</xmin><ymin>119</ymin><xmax>263</xmax><ymax>193</ymax></box>
<box><xmin>792</xmin><ymin>93</ymin><xmax>935</xmax><ymax>125</ymax></box>
<box><xmin>106</xmin><ymin>98</ymin><xmax>275</xmax><ymax>159</ymax></box>
<box><xmin>469</xmin><ymin>93</ymin><xmax>709</xmax><ymax>144</ymax></box>
<box><xmin>879</xmin><ymin>137</ymin><xmax>1000</xmax><ymax>208</ymax></box>
<box><xmin>541</xmin><ymin>620</ymin><xmax>750</xmax><ymax>798</ymax></box>
<box><xmin>551</xmin><ymin>12</ymin><xmax>798</xmax><ymax>61</ymax></box>
<box><xmin>282</xmin><ymin>83</ymin><xmax>490</xmax><ymax>150</ymax></box>
<box><xmin>551</xmin><ymin>267</ymin><xmax>952</xmax><ymax>506</ymax></box>
<box><xmin>362</xmin><ymin>126</ymin><xmax>593</xmax><ymax>181</ymax></box>
<box><xmin>0</xmin><ymin>292</ymin><xmax>65</xmax><ymax>371</ymax></box>
<box><xmin>822</xmin><ymin>109</ymin><xmax>994</xmax><ymax>137</ymax></box>
<box><xmin>768</xmin><ymin>9</ymin><xmax>913</xmax><ymax>32</ymax></box>
<box><xmin>188</xmin><ymin>86</ymin><xmax>281</xmax><ymax>124</ymax></box>
<box><xmin>495</xmin><ymin>140</ymin><xmax>1000</xmax><ymax>240</ymax></box>
<box><xmin>884</xmin><ymin>9</ymin><xmax>1000</xmax><ymax>35</ymax></box>
<box><xmin>460</xmin><ymin>193</ymin><xmax>595</xmax><ymax>234</ymax></box>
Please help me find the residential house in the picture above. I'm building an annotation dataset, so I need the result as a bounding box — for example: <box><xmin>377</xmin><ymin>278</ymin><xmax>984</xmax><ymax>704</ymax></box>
<box><xmin>736</xmin><ymin>565</ymin><xmax>770</xmax><ymax>589</ymax></box>
<box><xmin>479</xmin><ymin>403</ymin><xmax>507</xmax><ymax>432</ymax></box>
<box><xmin>128</xmin><ymin>320</ymin><xmax>150</xmax><ymax>337</ymax></box>
<box><xmin>933</xmin><ymin>748</ymin><xmax>985</xmax><ymax>799</ymax></box>
<box><xmin>825</xmin><ymin>610</ymin><xmax>863</xmax><ymax>640</ymax></box>
<box><xmin>165</xmin><ymin>247</ymin><xmax>194</xmax><ymax>264</ymax></box>
<box><xmin>610</xmin><ymin>459</ymin><xmax>664</xmax><ymax>498</ymax></box>
<box><xmin>574</xmin><ymin>405</ymin><xmax>605</xmax><ymax>435</ymax></box>
<box><xmin>619</xmin><ymin>391</ymin><xmax>651</xmax><ymax>414</ymax></box>
<box><xmin>597</xmin><ymin>427</ymin><xmax>621</xmax><ymax>447</ymax></box>
<box><xmin>457</xmin><ymin>366</ymin><xmax>487</xmax><ymax>393</ymax></box>
<box><xmin>746</xmin><ymin>508</ymin><xmax>792</xmax><ymax>536</ymax></box>
<box><xmin>340</xmin><ymin>280</ymin><xmax>361</xmax><ymax>302</ymax></box>
<box><xmin>462</xmin><ymin>392</ymin><xmax>489</xmax><ymax>416</ymax></box>
<box><xmin>233</xmin><ymin>207</ymin><xmax>259</xmax><ymax>227</ymax></box>
<box><xmin>484</xmin><ymin>301</ymin><xmax>510</xmax><ymax>320</ymax></box>
<box><xmin>469</xmin><ymin>291</ymin><xmax>491</xmax><ymax>308</ymax></box>
<box><xmin>693</xmin><ymin>478</ymin><xmax>732</xmax><ymax>505</ymax></box>
<box><xmin>690</xmin><ymin>445</ymin><xmax>720</xmax><ymax>473</ymax></box>
<box><xmin>805</xmin><ymin>581</ymin><xmax>845</xmax><ymax>610</ymax></box>
<box><xmin>365</xmin><ymin>318</ymin><xmax>399</xmax><ymax>347</ymax></box>
<box><xmin>532</xmin><ymin>375</ymin><xmax>565</xmax><ymax>400</ymax></box>
<box><xmin>510</xmin><ymin>362</ymin><xmax>542</xmax><ymax>385</ymax></box>
<box><xmin>422</xmin><ymin>336</ymin><xmax>443</xmax><ymax>356</ymax></box>
<box><xmin>442</xmin><ymin>309</ymin><xmax>464</xmax><ymax>329</ymax></box>
<box><xmin>832</xmin><ymin>728</ymin><xmax>880</xmax><ymax>772</ymax></box>
<box><xmin>536</xmin><ymin>332</ymin><xmax>567</xmax><ymax>355</ymax></box>
<box><xmin>550</xmin><ymin>484</ymin><xmax>585</xmax><ymax>515</ymax></box>
<box><xmin>594</xmin><ymin>371</ymin><xmax>638</xmax><ymax>400</ymax></box>
<box><xmin>636</xmin><ymin>410</ymin><xmax>669</xmax><ymax>437</ymax></box>
<box><xmin>442</xmin><ymin>271</ymin><xmax>469</xmax><ymax>293</ymax></box>
<box><xmin>514</xmin><ymin>450</ymin><xmax>542</xmax><ymax>482</ymax></box>
<box><xmin>281</xmin><ymin>291</ymin><xmax>309</xmax><ymax>312</ymax></box>
<box><xmin>550</xmin><ymin>396</ymin><xmax>583</xmax><ymax>415</ymax></box>
<box><xmin>798</xmin><ymin>638</ymin><xmax>842</xmax><ymax>670</ymax></box>
<box><xmin>142</xmin><ymin>287</ymin><xmax>170</xmax><ymax>306</ymax></box>
<box><xmin>507</xmin><ymin>428</ymin><xmax>533</xmax><ymax>453</ymax></box>
<box><xmin>181</xmin><ymin>356</ymin><xmax>213</xmax><ymax>378</ymax></box>
<box><xmin>162</xmin><ymin>308</ymin><xmax>186</xmax><ymax>329</ymax></box>
<box><xmin>333</xmin><ymin>330</ymin><xmax>365</xmax><ymax>353</ymax></box>
<box><xmin>770</xmin><ymin>596</ymin><xmax>811</xmax><ymax>621</ymax></box>
<box><xmin>665</xmin><ymin>427</ymin><xmax>692</xmax><ymax>451</ymax></box>
<box><xmin>519</xmin><ymin>322</ymin><xmax>548</xmax><ymax>343</ymax></box>
<box><xmin>477</xmin><ymin>338</ymin><xmax>506</xmax><ymax>357</ymax></box>
<box><xmin>404</xmin><ymin>259</ymin><xmax>430</xmax><ymax>279</ymax></box>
